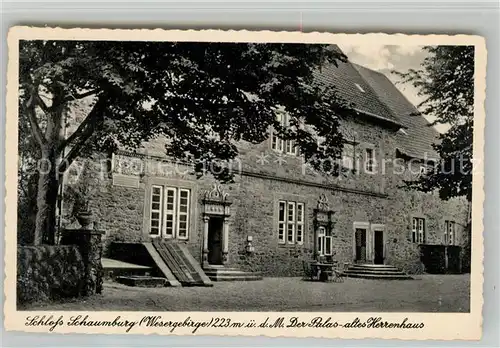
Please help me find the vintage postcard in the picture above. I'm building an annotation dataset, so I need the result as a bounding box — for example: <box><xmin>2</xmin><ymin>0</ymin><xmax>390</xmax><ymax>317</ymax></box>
<box><xmin>4</xmin><ymin>27</ymin><xmax>485</xmax><ymax>340</ymax></box>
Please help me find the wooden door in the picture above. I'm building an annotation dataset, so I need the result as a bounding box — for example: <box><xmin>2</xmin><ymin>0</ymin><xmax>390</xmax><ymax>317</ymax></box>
<box><xmin>207</xmin><ymin>217</ymin><xmax>223</xmax><ymax>265</ymax></box>
<box><xmin>355</xmin><ymin>228</ymin><xmax>367</xmax><ymax>263</ymax></box>
<box><xmin>374</xmin><ymin>230</ymin><xmax>384</xmax><ymax>264</ymax></box>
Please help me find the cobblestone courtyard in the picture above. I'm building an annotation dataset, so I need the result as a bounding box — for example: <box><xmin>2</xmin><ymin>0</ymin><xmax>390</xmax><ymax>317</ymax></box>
<box><xmin>25</xmin><ymin>274</ymin><xmax>470</xmax><ymax>312</ymax></box>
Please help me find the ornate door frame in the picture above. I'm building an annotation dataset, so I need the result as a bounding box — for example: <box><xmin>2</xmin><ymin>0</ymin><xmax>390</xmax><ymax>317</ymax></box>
<box><xmin>201</xmin><ymin>183</ymin><xmax>232</xmax><ymax>267</ymax></box>
<box><xmin>313</xmin><ymin>194</ymin><xmax>335</xmax><ymax>260</ymax></box>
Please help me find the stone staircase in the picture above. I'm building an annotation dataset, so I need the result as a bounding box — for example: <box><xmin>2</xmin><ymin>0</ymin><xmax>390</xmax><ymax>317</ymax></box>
<box><xmin>203</xmin><ymin>266</ymin><xmax>263</xmax><ymax>281</ymax></box>
<box><xmin>343</xmin><ymin>264</ymin><xmax>413</xmax><ymax>280</ymax></box>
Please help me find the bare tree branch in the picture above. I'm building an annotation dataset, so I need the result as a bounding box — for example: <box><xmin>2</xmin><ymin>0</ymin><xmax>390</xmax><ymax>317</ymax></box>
<box><xmin>24</xmin><ymin>92</ymin><xmax>47</xmax><ymax>148</ymax></box>
<box><xmin>58</xmin><ymin>98</ymin><xmax>106</xmax><ymax>173</ymax></box>
<box><xmin>57</xmin><ymin>108</ymin><xmax>95</xmax><ymax>153</ymax></box>
<box><xmin>35</xmin><ymin>93</ymin><xmax>51</xmax><ymax>114</ymax></box>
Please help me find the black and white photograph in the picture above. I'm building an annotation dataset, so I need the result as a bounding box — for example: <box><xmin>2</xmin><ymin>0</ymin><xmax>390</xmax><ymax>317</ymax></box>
<box><xmin>5</xmin><ymin>28</ymin><xmax>485</xmax><ymax>339</ymax></box>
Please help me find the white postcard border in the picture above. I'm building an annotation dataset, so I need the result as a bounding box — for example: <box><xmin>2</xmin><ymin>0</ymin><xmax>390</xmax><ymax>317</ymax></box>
<box><xmin>4</xmin><ymin>27</ymin><xmax>486</xmax><ymax>340</ymax></box>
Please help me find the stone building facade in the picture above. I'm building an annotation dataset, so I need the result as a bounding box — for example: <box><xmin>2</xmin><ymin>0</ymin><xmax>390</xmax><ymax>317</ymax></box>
<box><xmin>63</xmin><ymin>53</ymin><xmax>470</xmax><ymax>276</ymax></box>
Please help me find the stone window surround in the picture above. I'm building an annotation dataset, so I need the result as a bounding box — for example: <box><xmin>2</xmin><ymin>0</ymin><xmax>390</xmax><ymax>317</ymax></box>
<box><xmin>277</xmin><ymin>200</ymin><xmax>305</xmax><ymax>245</ymax></box>
<box><xmin>273</xmin><ymin>192</ymin><xmax>308</xmax><ymax>248</ymax></box>
<box><xmin>142</xmin><ymin>176</ymin><xmax>199</xmax><ymax>241</ymax></box>
<box><xmin>409</xmin><ymin>213</ymin><xmax>428</xmax><ymax>244</ymax></box>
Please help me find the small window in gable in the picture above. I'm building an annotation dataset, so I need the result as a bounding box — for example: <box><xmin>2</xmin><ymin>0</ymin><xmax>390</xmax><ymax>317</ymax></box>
<box><xmin>271</xmin><ymin>112</ymin><xmax>298</xmax><ymax>155</ymax></box>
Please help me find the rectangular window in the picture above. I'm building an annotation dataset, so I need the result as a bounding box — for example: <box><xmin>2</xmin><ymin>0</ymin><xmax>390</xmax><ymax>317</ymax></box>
<box><xmin>150</xmin><ymin>185</ymin><xmax>163</xmax><ymax>236</ymax></box>
<box><xmin>365</xmin><ymin>148</ymin><xmax>375</xmax><ymax>173</ymax></box>
<box><xmin>177</xmin><ymin>189</ymin><xmax>190</xmax><ymax>240</ymax></box>
<box><xmin>277</xmin><ymin>200</ymin><xmax>304</xmax><ymax>245</ymax></box>
<box><xmin>149</xmin><ymin>185</ymin><xmax>191</xmax><ymax>239</ymax></box>
<box><xmin>411</xmin><ymin>217</ymin><xmax>426</xmax><ymax>244</ymax></box>
<box><xmin>317</xmin><ymin>226</ymin><xmax>333</xmax><ymax>256</ymax></box>
<box><xmin>271</xmin><ymin>113</ymin><xmax>297</xmax><ymax>155</ymax></box>
<box><xmin>278</xmin><ymin>201</ymin><xmax>286</xmax><ymax>244</ymax></box>
<box><xmin>287</xmin><ymin>202</ymin><xmax>295</xmax><ymax>244</ymax></box>
<box><xmin>164</xmin><ymin>188</ymin><xmax>176</xmax><ymax>238</ymax></box>
<box><xmin>296</xmin><ymin>203</ymin><xmax>304</xmax><ymax>245</ymax></box>
<box><xmin>445</xmin><ymin>220</ymin><xmax>456</xmax><ymax>245</ymax></box>
<box><xmin>342</xmin><ymin>143</ymin><xmax>355</xmax><ymax>170</ymax></box>
<box><xmin>317</xmin><ymin>226</ymin><xmax>325</xmax><ymax>256</ymax></box>
<box><xmin>271</xmin><ymin>113</ymin><xmax>284</xmax><ymax>153</ymax></box>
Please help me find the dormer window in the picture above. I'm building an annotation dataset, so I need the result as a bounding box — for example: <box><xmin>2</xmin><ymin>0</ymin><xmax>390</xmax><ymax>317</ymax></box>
<box><xmin>355</xmin><ymin>83</ymin><xmax>365</xmax><ymax>93</ymax></box>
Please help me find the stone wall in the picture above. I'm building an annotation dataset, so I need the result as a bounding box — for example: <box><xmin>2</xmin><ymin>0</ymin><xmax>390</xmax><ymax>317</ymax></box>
<box><xmin>17</xmin><ymin>245</ymin><xmax>85</xmax><ymax>305</ymax></box>
<box><xmin>70</xmin><ymin>115</ymin><xmax>469</xmax><ymax>276</ymax></box>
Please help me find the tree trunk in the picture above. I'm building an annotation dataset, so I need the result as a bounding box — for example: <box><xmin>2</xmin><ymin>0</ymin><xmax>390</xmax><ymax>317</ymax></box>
<box><xmin>33</xmin><ymin>149</ymin><xmax>60</xmax><ymax>245</ymax></box>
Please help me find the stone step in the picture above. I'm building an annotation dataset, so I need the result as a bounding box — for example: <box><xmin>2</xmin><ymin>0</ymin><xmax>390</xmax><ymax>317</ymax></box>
<box><xmin>204</xmin><ymin>267</ymin><xmax>243</xmax><ymax>273</ymax></box>
<box><xmin>203</xmin><ymin>268</ymin><xmax>263</xmax><ymax>281</ymax></box>
<box><xmin>351</xmin><ymin>264</ymin><xmax>399</xmax><ymax>270</ymax></box>
<box><xmin>116</xmin><ymin>275</ymin><xmax>168</xmax><ymax>287</ymax></box>
<box><xmin>344</xmin><ymin>269</ymin><xmax>406</xmax><ymax>276</ymax></box>
<box><xmin>342</xmin><ymin>264</ymin><xmax>413</xmax><ymax>280</ymax></box>
<box><xmin>204</xmin><ymin>269</ymin><xmax>262</xmax><ymax>276</ymax></box>
<box><xmin>348</xmin><ymin>266</ymin><xmax>402</xmax><ymax>273</ymax></box>
<box><xmin>342</xmin><ymin>272</ymin><xmax>413</xmax><ymax>280</ymax></box>
<box><xmin>210</xmin><ymin>274</ymin><xmax>264</xmax><ymax>281</ymax></box>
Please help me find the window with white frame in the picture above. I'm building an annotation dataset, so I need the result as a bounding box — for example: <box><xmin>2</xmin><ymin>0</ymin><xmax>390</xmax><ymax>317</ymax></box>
<box><xmin>150</xmin><ymin>185</ymin><xmax>191</xmax><ymax>239</ymax></box>
<box><xmin>317</xmin><ymin>226</ymin><xmax>333</xmax><ymax>256</ymax></box>
<box><xmin>271</xmin><ymin>112</ymin><xmax>298</xmax><ymax>155</ymax></box>
<box><xmin>365</xmin><ymin>147</ymin><xmax>375</xmax><ymax>173</ymax></box>
<box><xmin>278</xmin><ymin>200</ymin><xmax>304</xmax><ymax>244</ymax></box>
<box><xmin>444</xmin><ymin>220</ymin><xmax>456</xmax><ymax>245</ymax></box>
<box><xmin>411</xmin><ymin>217</ymin><xmax>426</xmax><ymax>244</ymax></box>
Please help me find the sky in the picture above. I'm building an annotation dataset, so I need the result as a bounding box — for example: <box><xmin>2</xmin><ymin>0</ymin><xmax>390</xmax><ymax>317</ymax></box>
<box><xmin>336</xmin><ymin>44</ymin><xmax>447</xmax><ymax>133</ymax></box>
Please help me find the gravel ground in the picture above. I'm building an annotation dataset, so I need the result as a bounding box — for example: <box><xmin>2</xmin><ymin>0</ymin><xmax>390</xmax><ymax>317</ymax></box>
<box><xmin>24</xmin><ymin>274</ymin><xmax>470</xmax><ymax>312</ymax></box>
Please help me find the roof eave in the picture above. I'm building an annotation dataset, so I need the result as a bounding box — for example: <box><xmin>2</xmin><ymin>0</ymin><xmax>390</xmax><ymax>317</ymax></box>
<box><xmin>353</xmin><ymin>108</ymin><xmax>403</xmax><ymax>129</ymax></box>
<box><xmin>396</xmin><ymin>148</ymin><xmax>439</xmax><ymax>162</ymax></box>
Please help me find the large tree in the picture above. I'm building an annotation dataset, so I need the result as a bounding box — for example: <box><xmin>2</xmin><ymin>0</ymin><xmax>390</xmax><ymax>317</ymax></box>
<box><xmin>397</xmin><ymin>46</ymin><xmax>474</xmax><ymax>271</ymax></box>
<box><xmin>397</xmin><ymin>46</ymin><xmax>474</xmax><ymax>202</ymax></box>
<box><xmin>20</xmin><ymin>40</ymin><xmax>353</xmax><ymax>245</ymax></box>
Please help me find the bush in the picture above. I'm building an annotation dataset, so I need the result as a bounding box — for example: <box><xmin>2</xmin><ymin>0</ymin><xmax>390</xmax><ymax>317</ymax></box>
<box><xmin>17</xmin><ymin>245</ymin><xmax>85</xmax><ymax>305</ymax></box>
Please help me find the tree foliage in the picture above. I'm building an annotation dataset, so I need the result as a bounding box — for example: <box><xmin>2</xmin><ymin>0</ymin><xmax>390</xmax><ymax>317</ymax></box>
<box><xmin>19</xmin><ymin>40</ymin><xmax>354</xmax><ymax>245</ymax></box>
<box><xmin>396</xmin><ymin>46</ymin><xmax>474</xmax><ymax>202</ymax></box>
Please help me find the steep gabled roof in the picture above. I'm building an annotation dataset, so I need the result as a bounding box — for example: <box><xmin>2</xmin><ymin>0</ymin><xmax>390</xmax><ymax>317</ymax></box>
<box><xmin>352</xmin><ymin>63</ymin><xmax>439</xmax><ymax>159</ymax></box>
<box><xmin>314</xmin><ymin>59</ymin><xmax>402</xmax><ymax>126</ymax></box>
